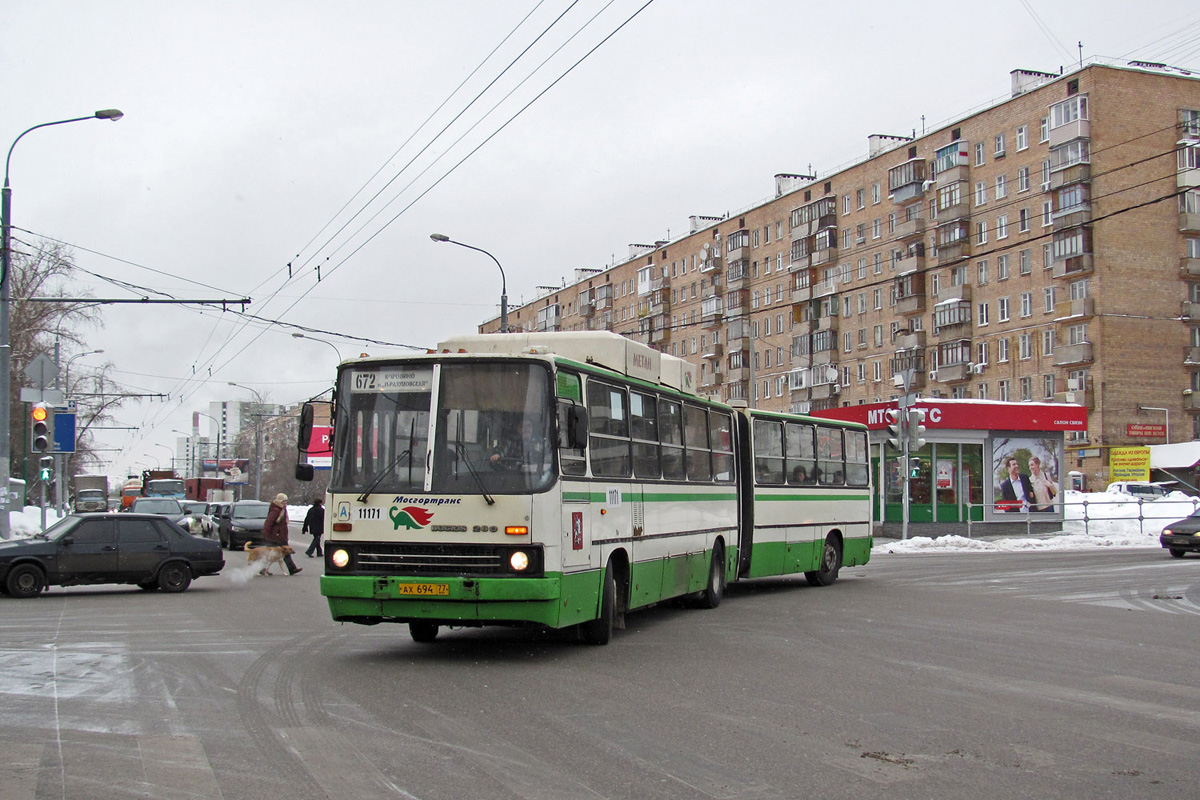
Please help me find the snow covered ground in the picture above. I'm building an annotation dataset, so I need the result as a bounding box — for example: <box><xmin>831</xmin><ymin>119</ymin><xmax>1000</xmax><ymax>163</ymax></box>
<box><xmin>879</xmin><ymin>489</ymin><xmax>1200</xmax><ymax>554</ymax></box>
<box><xmin>5</xmin><ymin>494</ymin><xmax>1196</xmax><ymax>556</ymax></box>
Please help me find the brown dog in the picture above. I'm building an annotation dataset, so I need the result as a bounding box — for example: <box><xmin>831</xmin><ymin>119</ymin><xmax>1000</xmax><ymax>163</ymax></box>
<box><xmin>244</xmin><ymin>542</ymin><xmax>296</xmax><ymax>576</ymax></box>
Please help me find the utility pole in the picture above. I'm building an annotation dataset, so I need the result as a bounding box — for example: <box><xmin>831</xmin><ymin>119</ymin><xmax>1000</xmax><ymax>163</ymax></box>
<box><xmin>885</xmin><ymin>369</ymin><xmax>926</xmax><ymax>540</ymax></box>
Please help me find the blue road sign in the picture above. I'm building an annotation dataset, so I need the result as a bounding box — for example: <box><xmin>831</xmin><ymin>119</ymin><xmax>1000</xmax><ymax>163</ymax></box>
<box><xmin>52</xmin><ymin>411</ymin><xmax>76</xmax><ymax>454</ymax></box>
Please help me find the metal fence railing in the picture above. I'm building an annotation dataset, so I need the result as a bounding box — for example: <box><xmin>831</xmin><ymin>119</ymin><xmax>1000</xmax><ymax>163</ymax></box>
<box><xmin>961</xmin><ymin>493</ymin><xmax>1200</xmax><ymax>539</ymax></box>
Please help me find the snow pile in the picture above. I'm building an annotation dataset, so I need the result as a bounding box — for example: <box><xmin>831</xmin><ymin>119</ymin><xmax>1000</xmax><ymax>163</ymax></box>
<box><xmin>880</xmin><ymin>489</ymin><xmax>1200</xmax><ymax>554</ymax></box>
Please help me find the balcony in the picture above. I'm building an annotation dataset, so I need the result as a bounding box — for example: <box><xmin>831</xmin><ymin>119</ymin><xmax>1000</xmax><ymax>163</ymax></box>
<box><xmin>1053</xmin><ymin>296</ymin><xmax>1095</xmax><ymax>320</ymax></box>
<box><xmin>1048</xmin><ymin>119</ymin><xmax>1090</xmax><ymax>148</ymax></box>
<box><xmin>1182</xmin><ymin>258</ymin><xmax>1200</xmax><ymax>278</ymax></box>
<box><xmin>791</xmin><ymin>282</ymin><xmax>812</xmax><ymax>304</ymax></box>
<box><xmin>1054</xmin><ymin>385</ymin><xmax>1095</xmax><ymax>408</ymax></box>
<box><xmin>1182</xmin><ymin>212</ymin><xmax>1200</xmax><ymax>233</ymax></box>
<box><xmin>934</xmin><ymin>319</ymin><xmax>972</xmax><ymax>339</ymax></box>
<box><xmin>937</xmin><ymin>239</ymin><xmax>971</xmax><ymax>266</ymax></box>
<box><xmin>579</xmin><ymin>301</ymin><xmax>594</xmax><ymax>317</ymax></box>
<box><xmin>895</xmin><ymin>292</ymin><xmax>925</xmax><ymax>316</ymax></box>
<box><xmin>726</xmin><ymin>260</ymin><xmax>751</xmax><ymax>288</ymax></box>
<box><xmin>811</xmin><ymin>348</ymin><xmax>837</xmax><ymax>366</ymax></box>
<box><xmin>813</xmin><ymin>279</ymin><xmax>837</xmax><ymax>298</ymax></box>
<box><xmin>1186</xmin><ymin>346</ymin><xmax>1200</xmax><ymax>365</ymax></box>
<box><xmin>813</xmin><ymin>315</ymin><xmax>839</xmax><ymax>334</ymax></box>
<box><xmin>1052</xmin><ymin>205</ymin><xmax>1092</xmax><ymax>231</ymax></box>
<box><xmin>809</xmin><ymin>382</ymin><xmax>841</xmax><ymax>401</ymax></box>
<box><xmin>1050</xmin><ymin>163</ymin><xmax>1090</xmax><ymax>190</ymax></box>
<box><xmin>726</xmin><ymin>365</ymin><xmax>749</xmax><ymax>383</ymax></box>
<box><xmin>650</xmin><ymin>274</ymin><xmax>671</xmax><ymax>292</ymax></box>
<box><xmin>935</xmin><ymin>362</ymin><xmax>973</xmax><ymax>383</ymax></box>
<box><xmin>893</xmin><ymin>216</ymin><xmax>925</xmax><ymax>240</ymax></box>
<box><xmin>702</xmin><ymin>343</ymin><xmax>724</xmax><ymax>360</ymax></box>
<box><xmin>1186</xmin><ymin>392</ymin><xmax>1200</xmax><ymax>413</ymax></box>
<box><xmin>700</xmin><ymin>256</ymin><xmax>723</xmax><ymax>273</ymax></box>
<box><xmin>1052</xmin><ymin>253</ymin><xmax>1094</xmax><ymax>279</ymax></box>
<box><xmin>700</xmin><ymin>370</ymin><xmax>723</xmax><ymax>389</ymax></box>
<box><xmin>1184</xmin><ymin>301</ymin><xmax>1200</xmax><ymax>320</ymax></box>
<box><xmin>812</xmin><ymin>246</ymin><xmax>838</xmax><ymax>267</ymax></box>
<box><xmin>895</xmin><ymin>330</ymin><xmax>926</xmax><ymax>350</ymax></box>
<box><xmin>939</xmin><ymin>200</ymin><xmax>971</xmax><ymax>223</ymax></box>
<box><xmin>935</xmin><ymin>163</ymin><xmax>970</xmax><ymax>186</ymax></box>
<box><xmin>1052</xmin><ymin>341</ymin><xmax>1095</xmax><ymax>366</ymax></box>
<box><xmin>936</xmin><ymin>283</ymin><xmax>972</xmax><ymax>304</ymax></box>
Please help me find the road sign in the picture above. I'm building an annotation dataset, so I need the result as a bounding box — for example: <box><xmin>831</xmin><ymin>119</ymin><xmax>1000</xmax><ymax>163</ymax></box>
<box><xmin>24</xmin><ymin>353</ymin><xmax>58</xmax><ymax>388</ymax></box>
<box><xmin>53</xmin><ymin>411</ymin><xmax>76</xmax><ymax>453</ymax></box>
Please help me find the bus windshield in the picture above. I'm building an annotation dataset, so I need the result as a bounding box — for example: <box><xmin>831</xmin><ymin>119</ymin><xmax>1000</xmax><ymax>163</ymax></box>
<box><xmin>331</xmin><ymin>360</ymin><xmax>554</xmax><ymax>496</ymax></box>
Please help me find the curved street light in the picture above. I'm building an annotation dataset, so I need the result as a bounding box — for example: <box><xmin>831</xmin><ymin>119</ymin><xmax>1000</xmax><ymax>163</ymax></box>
<box><xmin>194</xmin><ymin>410</ymin><xmax>222</xmax><ymax>477</ymax></box>
<box><xmin>0</xmin><ymin>109</ymin><xmax>124</xmax><ymax>539</ymax></box>
<box><xmin>291</xmin><ymin>332</ymin><xmax>342</xmax><ymax>361</ymax></box>
<box><xmin>228</xmin><ymin>382</ymin><xmax>265</xmax><ymax>500</ymax></box>
<box><xmin>430</xmin><ymin>233</ymin><xmax>508</xmax><ymax>332</ymax></box>
<box><xmin>64</xmin><ymin>349</ymin><xmax>104</xmax><ymax>389</ymax></box>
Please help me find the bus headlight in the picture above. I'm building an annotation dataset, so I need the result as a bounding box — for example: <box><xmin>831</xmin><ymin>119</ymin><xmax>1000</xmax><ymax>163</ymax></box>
<box><xmin>509</xmin><ymin>550</ymin><xmax>530</xmax><ymax>572</ymax></box>
<box><xmin>331</xmin><ymin>549</ymin><xmax>350</xmax><ymax>568</ymax></box>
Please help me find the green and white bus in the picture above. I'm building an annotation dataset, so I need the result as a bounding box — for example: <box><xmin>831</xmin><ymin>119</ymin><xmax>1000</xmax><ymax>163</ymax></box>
<box><xmin>297</xmin><ymin>331</ymin><xmax>872</xmax><ymax>644</ymax></box>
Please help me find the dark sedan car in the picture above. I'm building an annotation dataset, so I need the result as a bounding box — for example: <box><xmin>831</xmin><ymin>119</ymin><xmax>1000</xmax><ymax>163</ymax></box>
<box><xmin>0</xmin><ymin>513</ymin><xmax>225</xmax><ymax>598</ymax></box>
<box><xmin>217</xmin><ymin>500</ymin><xmax>271</xmax><ymax>550</ymax></box>
<box><xmin>1160</xmin><ymin>510</ymin><xmax>1200</xmax><ymax>557</ymax></box>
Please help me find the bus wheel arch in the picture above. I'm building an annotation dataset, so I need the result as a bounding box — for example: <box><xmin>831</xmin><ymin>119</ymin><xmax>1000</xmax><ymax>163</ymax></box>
<box><xmin>805</xmin><ymin>530</ymin><xmax>843</xmax><ymax>587</ymax></box>
<box><xmin>580</xmin><ymin>551</ymin><xmax>627</xmax><ymax>645</ymax></box>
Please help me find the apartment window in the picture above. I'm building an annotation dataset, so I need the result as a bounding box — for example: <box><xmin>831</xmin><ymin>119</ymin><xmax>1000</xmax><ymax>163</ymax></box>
<box><xmin>1020</xmin><ymin>376</ymin><xmax>1033</xmax><ymax>401</ymax></box>
<box><xmin>1042</xmin><ymin>330</ymin><xmax>1055</xmax><ymax>356</ymax></box>
<box><xmin>998</xmin><ymin>338</ymin><xmax>1010</xmax><ymax>362</ymax></box>
<box><xmin>1068</xmin><ymin>323</ymin><xmax>1089</xmax><ymax>345</ymax></box>
<box><xmin>978</xmin><ymin>302</ymin><xmax>990</xmax><ymax>326</ymax></box>
<box><xmin>888</xmin><ymin>212</ymin><xmax>897</xmax><ymax>233</ymax></box>
<box><xmin>1041</xmin><ymin>159</ymin><xmax>1051</xmax><ymax>189</ymax></box>
<box><xmin>1016</xmin><ymin>125</ymin><xmax>1028</xmax><ymax>151</ymax></box>
<box><xmin>856</xmin><ymin>189</ymin><xmax>865</xmax><ymax>209</ymax></box>
<box><xmin>1044</xmin><ymin>287</ymin><xmax>1056</xmax><ymax>313</ymax></box>
<box><xmin>977</xmin><ymin>259</ymin><xmax>989</xmax><ymax>285</ymax></box>
<box><xmin>1042</xmin><ymin>200</ymin><xmax>1054</xmax><ymax>227</ymax></box>
<box><xmin>1040</xmin><ymin>117</ymin><xmax>1049</xmax><ymax>142</ymax></box>
<box><xmin>857</xmin><ymin>329</ymin><xmax>867</xmax><ymax>348</ymax></box>
<box><xmin>994</xmin><ymin>133</ymin><xmax>1006</xmax><ymax>157</ymax></box>
<box><xmin>872</xmin><ymin>218</ymin><xmax>882</xmax><ymax>239</ymax></box>
<box><xmin>1184</xmin><ymin>189</ymin><xmax>1200</xmax><ymax>215</ymax></box>
<box><xmin>873</xmin><ymin>361</ymin><xmax>882</xmax><ymax>382</ymax></box>
<box><xmin>951</xmin><ymin>265</ymin><xmax>967</xmax><ymax>285</ymax></box>
<box><xmin>873</xmin><ymin>323</ymin><xmax>884</xmax><ymax>346</ymax></box>
<box><xmin>1017</xmin><ymin>166</ymin><xmax>1030</xmax><ymax>193</ymax></box>
<box><xmin>872</xmin><ymin>182</ymin><xmax>881</xmax><ymax>204</ymax></box>
<box><xmin>874</xmin><ymin>253</ymin><xmax>883</xmax><ymax>274</ymax></box>
<box><xmin>1019</xmin><ymin>208</ymin><xmax>1031</xmax><ymax>233</ymax></box>
<box><xmin>1051</xmin><ymin>140</ymin><xmax>1090</xmax><ymax>170</ymax></box>
<box><xmin>752</xmin><ymin>229</ymin><xmax>760</xmax><ymax>248</ymax></box>
<box><xmin>1044</xmin><ymin>243</ymin><xmax>1054</xmax><ymax>268</ymax></box>
<box><xmin>975</xmin><ymin>220</ymin><xmax>988</xmax><ymax>245</ymax></box>
<box><xmin>977</xmin><ymin>341</ymin><xmax>989</xmax><ymax>365</ymax></box>
<box><xmin>996</xmin><ymin>215</ymin><xmax>1009</xmax><ymax>239</ymax></box>
<box><xmin>938</xmin><ymin>182</ymin><xmax>961</xmax><ymax>210</ymax></box>
<box><xmin>1020</xmin><ymin>292</ymin><xmax>1033</xmax><ymax>318</ymax></box>
<box><xmin>1184</xmin><ymin>109</ymin><xmax>1200</xmax><ymax>138</ymax></box>
<box><xmin>843</xmin><ymin>332</ymin><xmax>852</xmax><ymax>352</ymax></box>
<box><xmin>998</xmin><ymin>297</ymin><xmax>1010</xmax><ymax>321</ymax></box>
<box><xmin>1179</xmin><ymin>142</ymin><xmax>1200</xmax><ymax>171</ymax></box>
<box><xmin>873</xmin><ymin>288</ymin><xmax>882</xmax><ymax>310</ymax></box>
<box><xmin>978</xmin><ymin>382</ymin><xmax>990</xmax><ymax>400</ymax></box>
<box><xmin>1187</xmin><ymin>238</ymin><xmax>1200</xmax><ymax>259</ymax></box>
<box><xmin>974</xmin><ymin>142</ymin><xmax>986</xmax><ymax>166</ymax></box>
<box><xmin>975</xmin><ymin>181</ymin><xmax>987</xmax><ymax>206</ymax></box>
<box><xmin>843</xmin><ymin>194</ymin><xmax>851</xmax><ymax>214</ymax></box>
<box><xmin>1019</xmin><ymin>249</ymin><xmax>1032</xmax><ymax>275</ymax></box>
<box><xmin>995</xmin><ymin>174</ymin><xmax>1008</xmax><ymax>199</ymax></box>
<box><xmin>1043</xmin><ymin>374</ymin><xmax>1055</xmax><ymax>398</ymax></box>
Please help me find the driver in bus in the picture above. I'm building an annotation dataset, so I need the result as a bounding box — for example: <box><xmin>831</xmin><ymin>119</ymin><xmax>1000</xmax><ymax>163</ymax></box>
<box><xmin>489</xmin><ymin>419</ymin><xmax>546</xmax><ymax>472</ymax></box>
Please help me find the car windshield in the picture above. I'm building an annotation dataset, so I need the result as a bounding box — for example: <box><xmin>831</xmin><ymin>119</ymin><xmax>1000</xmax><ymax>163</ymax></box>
<box><xmin>182</xmin><ymin>502</ymin><xmax>207</xmax><ymax>514</ymax></box>
<box><xmin>233</xmin><ymin>504</ymin><xmax>270</xmax><ymax>520</ymax></box>
<box><xmin>134</xmin><ymin>499</ymin><xmax>181</xmax><ymax>514</ymax></box>
<box><xmin>41</xmin><ymin>515</ymin><xmax>85</xmax><ymax>540</ymax></box>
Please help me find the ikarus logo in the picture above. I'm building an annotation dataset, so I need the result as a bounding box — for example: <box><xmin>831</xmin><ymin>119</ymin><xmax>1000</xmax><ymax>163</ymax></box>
<box><xmin>390</xmin><ymin>505</ymin><xmax>434</xmax><ymax>530</ymax></box>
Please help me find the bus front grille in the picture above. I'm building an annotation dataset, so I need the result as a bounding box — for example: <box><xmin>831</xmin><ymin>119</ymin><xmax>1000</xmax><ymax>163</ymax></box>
<box><xmin>354</xmin><ymin>544</ymin><xmax>511</xmax><ymax>577</ymax></box>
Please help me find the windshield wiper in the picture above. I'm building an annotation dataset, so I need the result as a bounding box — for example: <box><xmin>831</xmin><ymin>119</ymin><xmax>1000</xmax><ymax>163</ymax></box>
<box><xmin>453</xmin><ymin>441</ymin><xmax>495</xmax><ymax>506</ymax></box>
<box><xmin>357</xmin><ymin>449</ymin><xmax>412</xmax><ymax>503</ymax></box>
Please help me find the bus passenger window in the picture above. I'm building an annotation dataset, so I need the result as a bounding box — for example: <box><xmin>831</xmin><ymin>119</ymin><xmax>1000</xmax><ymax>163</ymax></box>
<box><xmin>659</xmin><ymin>398</ymin><xmax>685</xmax><ymax>480</ymax></box>
<box><xmin>786</xmin><ymin>422</ymin><xmax>816</xmax><ymax>485</ymax></box>
<box><xmin>683</xmin><ymin>403</ymin><xmax>712</xmax><ymax>482</ymax></box>
<box><xmin>816</xmin><ymin>426</ymin><xmax>844</xmax><ymax>485</ymax></box>
<box><xmin>753</xmin><ymin>419</ymin><xmax>784</xmax><ymax>484</ymax></box>
<box><xmin>630</xmin><ymin>391</ymin><xmax>660</xmax><ymax>479</ymax></box>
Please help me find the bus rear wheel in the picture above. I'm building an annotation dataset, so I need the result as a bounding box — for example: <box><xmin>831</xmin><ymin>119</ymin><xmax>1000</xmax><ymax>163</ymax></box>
<box><xmin>805</xmin><ymin>535</ymin><xmax>842</xmax><ymax>587</ymax></box>
<box><xmin>580</xmin><ymin>561</ymin><xmax>616</xmax><ymax>645</ymax></box>
<box><xmin>410</xmin><ymin>622</ymin><xmax>439</xmax><ymax>643</ymax></box>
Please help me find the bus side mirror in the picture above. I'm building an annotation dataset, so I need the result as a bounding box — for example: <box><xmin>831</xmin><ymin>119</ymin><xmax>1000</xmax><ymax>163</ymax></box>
<box><xmin>297</xmin><ymin>403</ymin><xmax>315</xmax><ymax>451</ymax></box>
<box><xmin>295</xmin><ymin>463</ymin><xmax>315</xmax><ymax>482</ymax></box>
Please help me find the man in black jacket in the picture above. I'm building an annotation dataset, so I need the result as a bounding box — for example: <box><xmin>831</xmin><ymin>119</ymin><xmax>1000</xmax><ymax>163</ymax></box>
<box><xmin>302</xmin><ymin>497</ymin><xmax>325</xmax><ymax>558</ymax></box>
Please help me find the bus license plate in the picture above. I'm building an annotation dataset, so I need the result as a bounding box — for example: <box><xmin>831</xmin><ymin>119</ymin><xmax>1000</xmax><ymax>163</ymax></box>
<box><xmin>398</xmin><ymin>583</ymin><xmax>449</xmax><ymax>597</ymax></box>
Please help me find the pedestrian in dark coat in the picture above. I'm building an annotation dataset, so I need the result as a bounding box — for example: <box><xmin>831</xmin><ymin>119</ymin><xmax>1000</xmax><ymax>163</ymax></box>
<box><xmin>302</xmin><ymin>497</ymin><xmax>325</xmax><ymax>558</ymax></box>
<box><xmin>264</xmin><ymin>492</ymin><xmax>302</xmax><ymax>575</ymax></box>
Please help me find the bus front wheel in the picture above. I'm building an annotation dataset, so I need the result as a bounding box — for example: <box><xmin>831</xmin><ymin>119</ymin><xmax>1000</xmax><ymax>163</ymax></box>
<box><xmin>580</xmin><ymin>562</ymin><xmax>616</xmax><ymax>645</ymax></box>
<box><xmin>805</xmin><ymin>535</ymin><xmax>842</xmax><ymax>587</ymax></box>
<box><xmin>696</xmin><ymin>543</ymin><xmax>725</xmax><ymax>609</ymax></box>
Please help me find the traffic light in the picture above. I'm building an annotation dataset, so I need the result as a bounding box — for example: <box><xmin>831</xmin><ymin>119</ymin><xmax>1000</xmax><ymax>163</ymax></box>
<box><xmin>31</xmin><ymin>403</ymin><xmax>54</xmax><ymax>453</ymax></box>
<box><xmin>907</xmin><ymin>408</ymin><xmax>927</xmax><ymax>450</ymax></box>
<box><xmin>908</xmin><ymin>457</ymin><xmax>922</xmax><ymax>478</ymax></box>
<box><xmin>885</xmin><ymin>408</ymin><xmax>906</xmax><ymax>450</ymax></box>
<box><xmin>39</xmin><ymin>455</ymin><xmax>53</xmax><ymax>482</ymax></box>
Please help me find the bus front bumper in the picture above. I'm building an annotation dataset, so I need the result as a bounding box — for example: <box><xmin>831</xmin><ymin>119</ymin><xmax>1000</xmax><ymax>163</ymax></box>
<box><xmin>320</xmin><ymin>572</ymin><xmax>599</xmax><ymax>628</ymax></box>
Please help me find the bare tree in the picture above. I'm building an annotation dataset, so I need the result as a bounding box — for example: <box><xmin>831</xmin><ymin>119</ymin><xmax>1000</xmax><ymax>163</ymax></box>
<box><xmin>8</xmin><ymin>238</ymin><xmax>133</xmax><ymax>486</ymax></box>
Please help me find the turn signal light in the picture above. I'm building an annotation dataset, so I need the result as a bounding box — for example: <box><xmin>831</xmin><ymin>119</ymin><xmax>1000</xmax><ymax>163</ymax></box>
<box><xmin>332</xmin><ymin>522</ymin><xmax>353</xmax><ymax>532</ymax></box>
<box><xmin>505</xmin><ymin>525</ymin><xmax>528</xmax><ymax>536</ymax></box>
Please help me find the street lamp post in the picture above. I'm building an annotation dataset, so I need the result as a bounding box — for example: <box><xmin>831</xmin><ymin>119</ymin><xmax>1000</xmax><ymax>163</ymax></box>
<box><xmin>430</xmin><ymin>233</ymin><xmax>508</xmax><ymax>333</ymax></box>
<box><xmin>291</xmin><ymin>332</ymin><xmax>342</xmax><ymax>361</ymax></box>
<box><xmin>1</xmin><ymin>109</ymin><xmax>123</xmax><ymax>539</ymax></box>
<box><xmin>194</xmin><ymin>411</ymin><xmax>221</xmax><ymax>479</ymax></box>
<box><xmin>228</xmin><ymin>382</ymin><xmax>265</xmax><ymax>501</ymax></box>
<box><xmin>54</xmin><ymin>348</ymin><xmax>104</xmax><ymax>513</ymax></box>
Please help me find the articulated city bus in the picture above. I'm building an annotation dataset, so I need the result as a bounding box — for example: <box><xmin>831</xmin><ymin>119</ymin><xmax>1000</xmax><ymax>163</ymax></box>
<box><xmin>296</xmin><ymin>331</ymin><xmax>871</xmax><ymax>644</ymax></box>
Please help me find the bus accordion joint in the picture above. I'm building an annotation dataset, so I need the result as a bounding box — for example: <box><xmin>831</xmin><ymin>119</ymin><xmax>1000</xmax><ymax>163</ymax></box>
<box><xmin>505</xmin><ymin>525</ymin><xmax>529</xmax><ymax>536</ymax></box>
<box><xmin>332</xmin><ymin>522</ymin><xmax>353</xmax><ymax>532</ymax></box>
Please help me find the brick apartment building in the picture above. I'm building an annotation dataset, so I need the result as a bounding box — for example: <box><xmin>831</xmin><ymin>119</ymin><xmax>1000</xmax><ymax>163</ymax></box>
<box><xmin>480</xmin><ymin>62</ymin><xmax>1200</xmax><ymax>490</ymax></box>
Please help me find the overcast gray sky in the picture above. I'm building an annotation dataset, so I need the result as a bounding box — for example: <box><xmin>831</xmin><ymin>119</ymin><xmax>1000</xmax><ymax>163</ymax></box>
<box><xmin>4</xmin><ymin>0</ymin><xmax>1199</xmax><ymax>480</ymax></box>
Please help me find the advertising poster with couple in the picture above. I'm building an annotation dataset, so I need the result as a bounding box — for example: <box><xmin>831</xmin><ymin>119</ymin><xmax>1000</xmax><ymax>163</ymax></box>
<box><xmin>992</xmin><ymin>436</ymin><xmax>1061</xmax><ymax>514</ymax></box>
